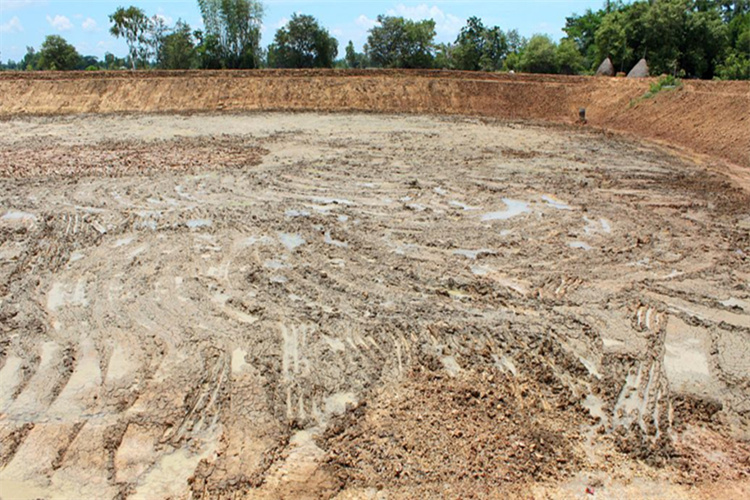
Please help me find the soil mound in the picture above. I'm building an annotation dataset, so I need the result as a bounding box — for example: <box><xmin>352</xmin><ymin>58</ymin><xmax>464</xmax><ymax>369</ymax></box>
<box><xmin>595</xmin><ymin>58</ymin><xmax>615</xmax><ymax>76</ymax></box>
<box><xmin>627</xmin><ymin>59</ymin><xmax>650</xmax><ymax>78</ymax></box>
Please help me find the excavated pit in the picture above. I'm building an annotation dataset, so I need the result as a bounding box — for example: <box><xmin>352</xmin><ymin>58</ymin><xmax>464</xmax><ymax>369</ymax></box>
<box><xmin>0</xmin><ymin>112</ymin><xmax>748</xmax><ymax>499</ymax></box>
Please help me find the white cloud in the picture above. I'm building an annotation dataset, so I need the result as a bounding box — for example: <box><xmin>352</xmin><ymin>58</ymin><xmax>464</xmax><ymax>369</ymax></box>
<box><xmin>0</xmin><ymin>16</ymin><xmax>24</xmax><ymax>34</ymax></box>
<box><xmin>275</xmin><ymin>17</ymin><xmax>289</xmax><ymax>29</ymax></box>
<box><xmin>2</xmin><ymin>0</ymin><xmax>42</xmax><ymax>11</ymax></box>
<box><xmin>154</xmin><ymin>13</ymin><xmax>173</xmax><ymax>26</ymax></box>
<box><xmin>47</xmin><ymin>14</ymin><xmax>73</xmax><ymax>31</ymax></box>
<box><xmin>386</xmin><ymin>4</ymin><xmax>464</xmax><ymax>41</ymax></box>
<box><xmin>82</xmin><ymin>17</ymin><xmax>98</xmax><ymax>33</ymax></box>
<box><xmin>355</xmin><ymin>15</ymin><xmax>377</xmax><ymax>30</ymax></box>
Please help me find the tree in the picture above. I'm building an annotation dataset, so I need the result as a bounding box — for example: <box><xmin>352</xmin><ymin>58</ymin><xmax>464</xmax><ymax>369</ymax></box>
<box><xmin>149</xmin><ymin>14</ymin><xmax>170</xmax><ymax>67</ymax></box>
<box><xmin>20</xmin><ymin>47</ymin><xmax>40</xmax><ymax>71</ymax></box>
<box><xmin>104</xmin><ymin>52</ymin><xmax>128</xmax><ymax>70</ymax></box>
<box><xmin>563</xmin><ymin>8</ymin><xmax>606</xmax><ymax>70</ymax></box>
<box><xmin>267</xmin><ymin>14</ymin><xmax>337</xmax><ymax>68</ymax></box>
<box><xmin>365</xmin><ymin>15</ymin><xmax>436</xmax><ymax>68</ymax></box>
<box><xmin>453</xmin><ymin>17</ymin><xmax>508</xmax><ymax>71</ymax></box>
<box><xmin>682</xmin><ymin>7</ymin><xmax>728</xmax><ymax>78</ymax></box>
<box><xmin>76</xmin><ymin>55</ymin><xmax>101</xmax><ymax>71</ymax></box>
<box><xmin>556</xmin><ymin>39</ymin><xmax>585</xmax><ymax>74</ymax></box>
<box><xmin>434</xmin><ymin>43</ymin><xmax>455</xmax><ymax>69</ymax></box>
<box><xmin>345</xmin><ymin>40</ymin><xmax>368</xmax><ymax>68</ymax></box>
<box><xmin>159</xmin><ymin>21</ymin><xmax>197</xmax><ymax>69</ymax></box>
<box><xmin>37</xmin><ymin>35</ymin><xmax>81</xmax><ymax>71</ymax></box>
<box><xmin>109</xmin><ymin>6</ymin><xmax>151</xmax><ymax>70</ymax></box>
<box><xmin>595</xmin><ymin>10</ymin><xmax>632</xmax><ymax>73</ymax></box>
<box><xmin>519</xmin><ymin>34</ymin><xmax>559</xmax><ymax>74</ymax></box>
<box><xmin>197</xmin><ymin>0</ymin><xmax>264</xmax><ymax>69</ymax></box>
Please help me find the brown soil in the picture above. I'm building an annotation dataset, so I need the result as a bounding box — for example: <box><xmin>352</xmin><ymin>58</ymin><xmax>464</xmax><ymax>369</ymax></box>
<box><xmin>0</xmin><ymin>70</ymin><xmax>748</xmax><ymax>176</ymax></box>
<box><xmin>0</xmin><ymin>110</ymin><xmax>748</xmax><ymax>499</ymax></box>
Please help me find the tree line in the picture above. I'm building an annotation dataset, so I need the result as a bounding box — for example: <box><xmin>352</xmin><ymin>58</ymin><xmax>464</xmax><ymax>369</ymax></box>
<box><xmin>1</xmin><ymin>0</ymin><xmax>748</xmax><ymax>79</ymax></box>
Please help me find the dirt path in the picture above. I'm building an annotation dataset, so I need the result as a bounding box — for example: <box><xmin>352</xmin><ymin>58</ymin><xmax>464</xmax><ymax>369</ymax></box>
<box><xmin>0</xmin><ymin>113</ymin><xmax>748</xmax><ymax>499</ymax></box>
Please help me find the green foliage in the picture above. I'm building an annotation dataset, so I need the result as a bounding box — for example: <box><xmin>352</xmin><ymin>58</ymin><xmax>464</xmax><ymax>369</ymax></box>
<box><xmin>556</xmin><ymin>39</ymin><xmax>584</xmax><ymax>74</ymax></box>
<box><xmin>345</xmin><ymin>41</ymin><xmax>368</xmax><ymax>69</ymax></box>
<box><xmin>452</xmin><ymin>17</ymin><xmax>508</xmax><ymax>72</ymax></box>
<box><xmin>643</xmin><ymin>74</ymin><xmax>682</xmax><ymax>99</ymax></box>
<box><xmin>716</xmin><ymin>51</ymin><xmax>750</xmax><ymax>78</ymax></box>
<box><xmin>433</xmin><ymin>43</ymin><xmax>455</xmax><ymax>69</ymax></box>
<box><xmin>197</xmin><ymin>0</ymin><xmax>264</xmax><ymax>69</ymax></box>
<box><xmin>519</xmin><ymin>35</ymin><xmax>558</xmax><ymax>74</ymax></box>
<box><xmin>37</xmin><ymin>35</ymin><xmax>80</xmax><ymax>71</ymax></box>
<box><xmin>104</xmin><ymin>52</ymin><xmax>128</xmax><ymax>70</ymax></box>
<box><xmin>563</xmin><ymin>8</ymin><xmax>606</xmax><ymax>70</ymax></box>
<box><xmin>159</xmin><ymin>21</ymin><xmax>197</xmax><ymax>69</ymax></box>
<box><xmin>267</xmin><ymin>14</ymin><xmax>337</xmax><ymax>68</ymax></box>
<box><xmin>365</xmin><ymin>16</ymin><xmax>436</xmax><ymax>68</ymax></box>
<box><xmin>15</xmin><ymin>0</ymin><xmax>750</xmax><ymax>78</ymax></box>
<box><xmin>109</xmin><ymin>6</ymin><xmax>151</xmax><ymax>70</ymax></box>
<box><xmin>595</xmin><ymin>10</ymin><xmax>631</xmax><ymax>73</ymax></box>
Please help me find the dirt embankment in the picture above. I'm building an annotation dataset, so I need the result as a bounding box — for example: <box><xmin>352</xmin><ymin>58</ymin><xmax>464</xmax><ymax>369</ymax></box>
<box><xmin>0</xmin><ymin>70</ymin><xmax>748</xmax><ymax>171</ymax></box>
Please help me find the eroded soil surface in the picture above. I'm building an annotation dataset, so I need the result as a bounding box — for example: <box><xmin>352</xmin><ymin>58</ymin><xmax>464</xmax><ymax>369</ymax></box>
<box><xmin>0</xmin><ymin>113</ymin><xmax>748</xmax><ymax>499</ymax></box>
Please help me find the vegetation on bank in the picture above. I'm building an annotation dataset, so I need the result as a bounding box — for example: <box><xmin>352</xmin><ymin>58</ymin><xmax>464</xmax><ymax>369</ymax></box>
<box><xmin>1</xmin><ymin>0</ymin><xmax>748</xmax><ymax>79</ymax></box>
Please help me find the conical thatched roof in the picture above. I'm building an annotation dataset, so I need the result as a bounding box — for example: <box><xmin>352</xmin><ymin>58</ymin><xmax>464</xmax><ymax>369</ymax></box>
<box><xmin>595</xmin><ymin>58</ymin><xmax>615</xmax><ymax>77</ymax></box>
<box><xmin>627</xmin><ymin>59</ymin><xmax>649</xmax><ymax>78</ymax></box>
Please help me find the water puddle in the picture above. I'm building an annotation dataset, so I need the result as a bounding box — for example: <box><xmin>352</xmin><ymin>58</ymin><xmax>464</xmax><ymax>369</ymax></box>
<box><xmin>285</xmin><ymin>209</ymin><xmax>311</xmax><ymax>218</ymax></box>
<box><xmin>239</xmin><ymin>235</ymin><xmax>274</xmax><ymax>248</ymax></box>
<box><xmin>324</xmin><ymin>392</ymin><xmax>357</xmax><ymax>417</ymax></box>
<box><xmin>187</xmin><ymin>219</ymin><xmax>212</xmax><ymax>229</ymax></box>
<box><xmin>264</xmin><ymin>260</ymin><xmax>289</xmax><ymax>270</ymax></box>
<box><xmin>441</xmin><ymin>356</ymin><xmax>461</xmax><ymax>377</ymax></box>
<box><xmin>113</xmin><ymin>237</ymin><xmax>134</xmax><ymax>248</ymax></box>
<box><xmin>602</xmin><ymin>337</ymin><xmax>624</xmax><ymax>349</ymax></box>
<box><xmin>568</xmin><ymin>241</ymin><xmax>593</xmax><ymax>251</ymax></box>
<box><xmin>231</xmin><ymin>349</ymin><xmax>249</xmax><ymax>374</ymax></box>
<box><xmin>449</xmin><ymin>200</ymin><xmax>480</xmax><ymax>211</ymax></box>
<box><xmin>664</xmin><ymin>317</ymin><xmax>713</xmax><ymax>394</ymax></box>
<box><xmin>583</xmin><ymin>394</ymin><xmax>607</xmax><ymax>422</ymax></box>
<box><xmin>492</xmin><ymin>354</ymin><xmax>517</xmax><ymax>376</ymax></box>
<box><xmin>471</xmin><ymin>265</ymin><xmax>492</xmax><ymax>276</ymax></box>
<box><xmin>1</xmin><ymin>211</ymin><xmax>37</xmax><ymax>224</ymax></box>
<box><xmin>406</xmin><ymin>203</ymin><xmax>426</xmax><ymax>211</ymax></box>
<box><xmin>453</xmin><ymin>249</ymin><xmax>496</xmax><ymax>260</ymax></box>
<box><xmin>721</xmin><ymin>297</ymin><xmax>749</xmax><ymax>311</ymax></box>
<box><xmin>433</xmin><ymin>187</ymin><xmax>448</xmax><ymax>196</ymax></box>
<box><xmin>481</xmin><ymin>199</ymin><xmax>530</xmax><ymax>221</ymax></box>
<box><xmin>542</xmin><ymin>195</ymin><xmax>572</xmax><ymax>210</ymax></box>
<box><xmin>277</xmin><ymin>232</ymin><xmax>306</xmax><ymax>251</ymax></box>
<box><xmin>270</xmin><ymin>275</ymin><xmax>289</xmax><ymax>284</ymax></box>
<box><xmin>47</xmin><ymin>280</ymin><xmax>88</xmax><ymax>311</ymax></box>
<box><xmin>584</xmin><ymin>216</ymin><xmax>612</xmax><ymax>234</ymax></box>
<box><xmin>68</xmin><ymin>251</ymin><xmax>85</xmax><ymax>263</ymax></box>
<box><xmin>324</xmin><ymin>231</ymin><xmax>348</xmax><ymax>248</ymax></box>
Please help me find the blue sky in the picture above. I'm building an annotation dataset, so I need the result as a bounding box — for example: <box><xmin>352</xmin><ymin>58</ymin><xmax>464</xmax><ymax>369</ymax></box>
<box><xmin>1</xmin><ymin>1</ymin><xmax>604</xmax><ymax>62</ymax></box>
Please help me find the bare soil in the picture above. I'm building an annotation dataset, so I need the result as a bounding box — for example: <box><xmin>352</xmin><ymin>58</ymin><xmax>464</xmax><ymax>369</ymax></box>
<box><xmin>0</xmin><ymin>113</ymin><xmax>748</xmax><ymax>499</ymax></box>
<box><xmin>1</xmin><ymin>70</ymin><xmax>748</xmax><ymax>173</ymax></box>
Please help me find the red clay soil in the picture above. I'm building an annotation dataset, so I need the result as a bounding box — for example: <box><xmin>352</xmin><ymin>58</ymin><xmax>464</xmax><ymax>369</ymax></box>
<box><xmin>0</xmin><ymin>70</ymin><xmax>747</xmax><ymax>173</ymax></box>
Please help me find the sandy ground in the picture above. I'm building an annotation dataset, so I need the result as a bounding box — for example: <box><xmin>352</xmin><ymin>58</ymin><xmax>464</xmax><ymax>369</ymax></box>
<box><xmin>0</xmin><ymin>113</ymin><xmax>748</xmax><ymax>499</ymax></box>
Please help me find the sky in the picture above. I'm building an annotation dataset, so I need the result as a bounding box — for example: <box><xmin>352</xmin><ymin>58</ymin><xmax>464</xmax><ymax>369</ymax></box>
<box><xmin>0</xmin><ymin>1</ymin><xmax>605</xmax><ymax>63</ymax></box>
